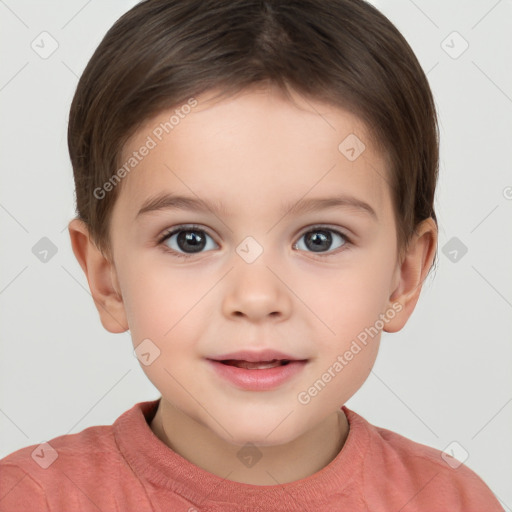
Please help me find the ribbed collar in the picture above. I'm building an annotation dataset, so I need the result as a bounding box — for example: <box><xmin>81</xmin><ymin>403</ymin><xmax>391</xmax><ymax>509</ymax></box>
<box><xmin>114</xmin><ymin>399</ymin><xmax>368</xmax><ymax>510</ymax></box>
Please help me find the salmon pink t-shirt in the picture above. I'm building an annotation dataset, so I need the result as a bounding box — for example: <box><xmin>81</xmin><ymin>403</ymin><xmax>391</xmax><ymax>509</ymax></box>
<box><xmin>0</xmin><ymin>399</ymin><xmax>503</xmax><ymax>511</ymax></box>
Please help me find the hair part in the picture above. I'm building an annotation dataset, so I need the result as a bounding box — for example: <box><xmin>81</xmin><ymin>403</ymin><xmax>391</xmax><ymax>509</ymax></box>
<box><xmin>68</xmin><ymin>0</ymin><xmax>439</xmax><ymax>274</ymax></box>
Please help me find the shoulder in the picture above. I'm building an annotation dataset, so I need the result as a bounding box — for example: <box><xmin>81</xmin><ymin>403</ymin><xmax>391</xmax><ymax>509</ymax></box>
<box><xmin>0</xmin><ymin>462</ymin><xmax>49</xmax><ymax>510</ymax></box>
<box><xmin>0</xmin><ymin>425</ymin><xmax>118</xmax><ymax>510</ymax></box>
<box><xmin>1</xmin><ymin>422</ymin><xmax>116</xmax><ymax>469</ymax></box>
<box><xmin>0</xmin><ymin>400</ymin><xmax>158</xmax><ymax>512</ymax></box>
<box><xmin>343</xmin><ymin>408</ymin><xmax>504</xmax><ymax>512</ymax></box>
<box><xmin>0</xmin><ymin>400</ymin><xmax>157</xmax><ymax>512</ymax></box>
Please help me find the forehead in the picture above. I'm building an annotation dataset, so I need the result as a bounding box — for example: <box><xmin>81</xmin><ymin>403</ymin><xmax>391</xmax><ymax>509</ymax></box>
<box><xmin>114</xmin><ymin>86</ymin><xmax>390</xmax><ymax>222</ymax></box>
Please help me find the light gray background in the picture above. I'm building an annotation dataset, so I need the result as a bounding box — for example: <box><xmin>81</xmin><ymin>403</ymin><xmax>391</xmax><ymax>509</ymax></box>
<box><xmin>1</xmin><ymin>0</ymin><xmax>511</xmax><ymax>507</ymax></box>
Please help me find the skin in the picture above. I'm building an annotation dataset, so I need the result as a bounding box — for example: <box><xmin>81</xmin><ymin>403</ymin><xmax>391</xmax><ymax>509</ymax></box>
<box><xmin>69</xmin><ymin>84</ymin><xmax>437</xmax><ymax>485</ymax></box>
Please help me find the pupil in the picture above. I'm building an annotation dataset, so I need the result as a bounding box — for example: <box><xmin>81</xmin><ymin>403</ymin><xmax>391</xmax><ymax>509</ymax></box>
<box><xmin>178</xmin><ymin>230</ymin><xmax>205</xmax><ymax>253</ymax></box>
<box><xmin>306</xmin><ymin>230</ymin><xmax>331</xmax><ymax>252</ymax></box>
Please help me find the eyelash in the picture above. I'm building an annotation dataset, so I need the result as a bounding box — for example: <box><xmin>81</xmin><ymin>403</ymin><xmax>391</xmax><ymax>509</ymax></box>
<box><xmin>157</xmin><ymin>224</ymin><xmax>352</xmax><ymax>260</ymax></box>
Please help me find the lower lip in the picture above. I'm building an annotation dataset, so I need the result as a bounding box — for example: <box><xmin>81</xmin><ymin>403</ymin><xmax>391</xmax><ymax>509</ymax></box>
<box><xmin>207</xmin><ymin>360</ymin><xmax>307</xmax><ymax>391</ymax></box>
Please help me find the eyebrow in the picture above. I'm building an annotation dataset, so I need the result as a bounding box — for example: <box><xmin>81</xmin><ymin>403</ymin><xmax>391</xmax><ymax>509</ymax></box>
<box><xmin>135</xmin><ymin>192</ymin><xmax>377</xmax><ymax>220</ymax></box>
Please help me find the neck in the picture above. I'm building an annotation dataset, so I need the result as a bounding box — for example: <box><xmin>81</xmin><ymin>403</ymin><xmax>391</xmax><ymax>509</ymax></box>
<box><xmin>150</xmin><ymin>399</ymin><xmax>349</xmax><ymax>485</ymax></box>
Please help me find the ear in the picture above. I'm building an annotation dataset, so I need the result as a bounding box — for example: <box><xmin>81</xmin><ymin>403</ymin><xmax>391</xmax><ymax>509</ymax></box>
<box><xmin>68</xmin><ymin>218</ymin><xmax>129</xmax><ymax>333</ymax></box>
<box><xmin>384</xmin><ymin>217</ymin><xmax>438</xmax><ymax>333</ymax></box>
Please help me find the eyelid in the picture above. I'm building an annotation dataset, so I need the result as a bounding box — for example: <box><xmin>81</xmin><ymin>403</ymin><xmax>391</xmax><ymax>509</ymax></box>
<box><xmin>157</xmin><ymin>223</ymin><xmax>215</xmax><ymax>243</ymax></box>
<box><xmin>298</xmin><ymin>223</ymin><xmax>352</xmax><ymax>239</ymax></box>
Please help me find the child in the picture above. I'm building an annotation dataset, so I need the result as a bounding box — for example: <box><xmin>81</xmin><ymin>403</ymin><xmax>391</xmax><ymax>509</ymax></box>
<box><xmin>0</xmin><ymin>0</ymin><xmax>504</xmax><ymax>510</ymax></box>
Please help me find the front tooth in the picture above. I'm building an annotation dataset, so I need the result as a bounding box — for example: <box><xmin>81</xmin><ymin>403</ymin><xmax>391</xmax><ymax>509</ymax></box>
<box><xmin>236</xmin><ymin>360</ymin><xmax>281</xmax><ymax>369</ymax></box>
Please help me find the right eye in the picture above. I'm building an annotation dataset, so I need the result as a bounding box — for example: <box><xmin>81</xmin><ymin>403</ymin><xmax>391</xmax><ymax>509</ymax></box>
<box><xmin>158</xmin><ymin>225</ymin><xmax>218</xmax><ymax>259</ymax></box>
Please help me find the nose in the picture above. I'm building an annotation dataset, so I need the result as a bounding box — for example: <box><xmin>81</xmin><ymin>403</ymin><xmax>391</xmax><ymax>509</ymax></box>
<box><xmin>222</xmin><ymin>257</ymin><xmax>292</xmax><ymax>323</ymax></box>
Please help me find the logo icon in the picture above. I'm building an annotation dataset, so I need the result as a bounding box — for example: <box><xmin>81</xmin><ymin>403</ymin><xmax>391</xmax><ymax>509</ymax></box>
<box><xmin>338</xmin><ymin>133</ymin><xmax>366</xmax><ymax>162</ymax></box>
<box><xmin>134</xmin><ymin>338</ymin><xmax>161</xmax><ymax>366</ymax></box>
<box><xmin>441</xmin><ymin>441</ymin><xmax>469</xmax><ymax>469</ymax></box>
<box><xmin>237</xmin><ymin>442</ymin><xmax>262</xmax><ymax>468</ymax></box>
<box><xmin>236</xmin><ymin>236</ymin><xmax>264</xmax><ymax>264</ymax></box>
<box><xmin>442</xmin><ymin>236</ymin><xmax>468</xmax><ymax>263</ymax></box>
<box><xmin>31</xmin><ymin>32</ymin><xmax>59</xmax><ymax>59</ymax></box>
<box><xmin>32</xmin><ymin>237</ymin><xmax>58</xmax><ymax>263</ymax></box>
<box><xmin>441</xmin><ymin>31</ymin><xmax>469</xmax><ymax>60</ymax></box>
<box><xmin>31</xmin><ymin>442</ymin><xmax>58</xmax><ymax>469</ymax></box>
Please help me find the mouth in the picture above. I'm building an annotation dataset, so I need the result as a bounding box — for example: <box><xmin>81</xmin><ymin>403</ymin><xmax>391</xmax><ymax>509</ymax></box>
<box><xmin>217</xmin><ymin>359</ymin><xmax>292</xmax><ymax>370</ymax></box>
<box><xmin>207</xmin><ymin>349</ymin><xmax>308</xmax><ymax>369</ymax></box>
<box><xmin>206</xmin><ymin>349</ymin><xmax>308</xmax><ymax>390</ymax></box>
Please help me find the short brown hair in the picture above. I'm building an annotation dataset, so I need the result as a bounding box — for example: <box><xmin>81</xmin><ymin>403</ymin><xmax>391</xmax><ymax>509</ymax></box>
<box><xmin>68</xmin><ymin>0</ymin><xmax>439</xmax><ymax>269</ymax></box>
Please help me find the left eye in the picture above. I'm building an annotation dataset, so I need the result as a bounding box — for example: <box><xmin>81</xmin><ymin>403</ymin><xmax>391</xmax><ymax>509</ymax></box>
<box><xmin>158</xmin><ymin>225</ymin><xmax>350</xmax><ymax>259</ymax></box>
<box><xmin>293</xmin><ymin>227</ymin><xmax>349</xmax><ymax>255</ymax></box>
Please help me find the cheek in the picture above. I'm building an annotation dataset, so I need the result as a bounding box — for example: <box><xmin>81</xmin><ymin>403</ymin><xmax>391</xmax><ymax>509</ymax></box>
<box><xmin>313</xmin><ymin>261</ymin><xmax>393</xmax><ymax>344</ymax></box>
<box><xmin>118</xmin><ymin>263</ymin><xmax>206</xmax><ymax>403</ymax></box>
<box><xmin>117</xmin><ymin>261</ymin><xmax>185</xmax><ymax>347</ymax></box>
<box><xmin>300</xmin><ymin>271</ymin><xmax>386</xmax><ymax>411</ymax></box>
<box><xmin>302</xmin><ymin>249</ymin><xmax>393</xmax><ymax>402</ymax></box>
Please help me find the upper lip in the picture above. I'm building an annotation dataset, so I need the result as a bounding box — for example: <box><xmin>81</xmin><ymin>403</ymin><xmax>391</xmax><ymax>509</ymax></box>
<box><xmin>208</xmin><ymin>350</ymin><xmax>307</xmax><ymax>363</ymax></box>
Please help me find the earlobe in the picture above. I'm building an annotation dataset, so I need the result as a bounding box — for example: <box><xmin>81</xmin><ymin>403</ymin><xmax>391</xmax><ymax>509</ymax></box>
<box><xmin>383</xmin><ymin>217</ymin><xmax>438</xmax><ymax>333</ymax></box>
<box><xmin>68</xmin><ymin>218</ymin><xmax>129</xmax><ymax>334</ymax></box>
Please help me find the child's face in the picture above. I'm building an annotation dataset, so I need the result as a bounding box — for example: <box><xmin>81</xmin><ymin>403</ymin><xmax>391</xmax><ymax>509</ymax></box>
<box><xmin>93</xmin><ymin>86</ymin><xmax>408</xmax><ymax>445</ymax></box>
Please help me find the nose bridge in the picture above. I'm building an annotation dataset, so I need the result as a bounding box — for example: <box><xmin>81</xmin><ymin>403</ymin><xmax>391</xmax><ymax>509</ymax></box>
<box><xmin>222</xmin><ymin>237</ymin><xmax>291</xmax><ymax>321</ymax></box>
